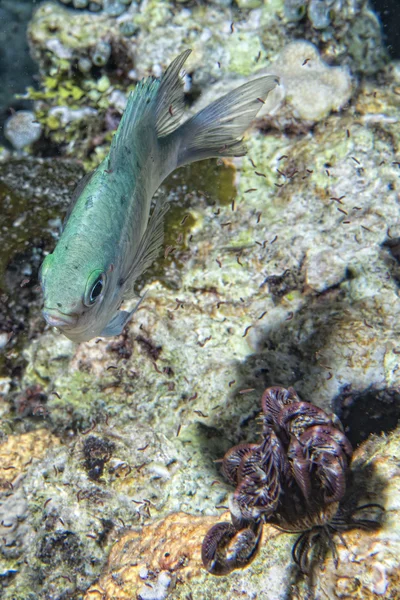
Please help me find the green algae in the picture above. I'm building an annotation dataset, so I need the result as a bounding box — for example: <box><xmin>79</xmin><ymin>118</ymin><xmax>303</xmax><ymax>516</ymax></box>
<box><xmin>0</xmin><ymin>159</ymin><xmax>85</xmax><ymax>378</ymax></box>
<box><xmin>136</xmin><ymin>0</ymin><xmax>173</xmax><ymax>29</ymax></box>
<box><xmin>27</xmin><ymin>71</ymin><xmax>109</xmax><ymax>165</ymax></box>
<box><xmin>225</xmin><ymin>33</ymin><xmax>266</xmax><ymax>76</ymax></box>
<box><xmin>0</xmin><ymin>183</ymin><xmax>38</xmax><ymax>282</ymax></box>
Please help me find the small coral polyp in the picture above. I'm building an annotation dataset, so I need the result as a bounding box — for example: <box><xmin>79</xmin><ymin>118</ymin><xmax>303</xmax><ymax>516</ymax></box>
<box><xmin>202</xmin><ymin>386</ymin><xmax>371</xmax><ymax>575</ymax></box>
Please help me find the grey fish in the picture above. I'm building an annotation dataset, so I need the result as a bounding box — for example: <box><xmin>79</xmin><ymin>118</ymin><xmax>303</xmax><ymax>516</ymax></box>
<box><xmin>40</xmin><ymin>50</ymin><xmax>278</xmax><ymax>342</ymax></box>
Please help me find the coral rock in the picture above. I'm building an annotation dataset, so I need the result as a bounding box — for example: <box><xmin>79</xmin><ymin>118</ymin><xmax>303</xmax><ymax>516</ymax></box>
<box><xmin>84</xmin><ymin>512</ymin><xmax>222</xmax><ymax>599</ymax></box>
<box><xmin>4</xmin><ymin>111</ymin><xmax>42</xmax><ymax>150</ymax></box>
<box><xmin>0</xmin><ymin>429</ymin><xmax>60</xmax><ymax>489</ymax></box>
<box><xmin>264</xmin><ymin>41</ymin><xmax>352</xmax><ymax>124</ymax></box>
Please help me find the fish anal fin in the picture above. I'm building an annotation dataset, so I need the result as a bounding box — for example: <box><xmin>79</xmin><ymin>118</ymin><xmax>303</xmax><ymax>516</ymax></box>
<box><xmin>122</xmin><ymin>198</ymin><xmax>169</xmax><ymax>296</ymax></box>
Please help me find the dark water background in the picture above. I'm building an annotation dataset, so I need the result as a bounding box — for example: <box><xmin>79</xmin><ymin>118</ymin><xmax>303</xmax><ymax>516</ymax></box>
<box><xmin>0</xmin><ymin>0</ymin><xmax>38</xmax><ymax>144</ymax></box>
<box><xmin>370</xmin><ymin>0</ymin><xmax>400</xmax><ymax>60</ymax></box>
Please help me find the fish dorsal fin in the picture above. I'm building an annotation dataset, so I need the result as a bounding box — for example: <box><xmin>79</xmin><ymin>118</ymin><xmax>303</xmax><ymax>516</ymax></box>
<box><xmin>108</xmin><ymin>77</ymin><xmax>160</xmax><ymax>169</ymax></box>
<box><xmin>63</xmin><ymin>170</ymin><xmax>94</xmax><ymax>230</ymax></box>
<box><xmin>155</xmin><ymin>49</ymin><xmax>191</xmax><ymax>138</ymax></box>
<box><xmin>107</xmin><ymin>50</ymin><xmax>191</xmax><ymax>169</ymax></box>
<box><xmin>122</xmin><ymin>196</ymin><xmax>170</xmax><ymax>297</ymax></box>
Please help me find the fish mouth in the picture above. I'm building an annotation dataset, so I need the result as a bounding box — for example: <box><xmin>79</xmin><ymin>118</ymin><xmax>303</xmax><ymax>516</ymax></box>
<box><xmin>43</xmin><ymin>308</ymin><xmax>79</xmax><ymax>329</ymax></box>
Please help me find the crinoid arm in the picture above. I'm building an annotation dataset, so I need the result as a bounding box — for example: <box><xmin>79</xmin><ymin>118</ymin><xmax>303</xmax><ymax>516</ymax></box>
<box><xmin>201</xmin><ymin>520</ymin><xmax>262</xmax><ymax>575</ymax></box>
<box><xmin>202</xmin><ymin>385</ymin><xmax>382</xmax><ymax>579</ymax></box>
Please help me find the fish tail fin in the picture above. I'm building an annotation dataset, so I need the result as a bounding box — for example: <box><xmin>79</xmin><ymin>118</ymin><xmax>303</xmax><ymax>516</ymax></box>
<box><xmin>173</xmin><ymin>75</ymin><xmax>279</xmax><ymax>167</ymax></box>
<box><xmin>110</xmin><ymin>50</ymin><xmax>277</xmax><ymax>172</ymax></box>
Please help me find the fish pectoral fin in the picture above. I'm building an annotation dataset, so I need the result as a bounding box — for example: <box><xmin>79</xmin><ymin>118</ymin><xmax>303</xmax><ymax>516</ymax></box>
<box><xmin>99</xmin><ymin>293</ymin><xmax>147</xmax><ymax>337</ymax></box>
<box><xmin>99</xmin><ymin>311</ymin><xmax>132</xmax><ymax>337</ymax></box>
<box><xmin>123</xmin><ymin>197</ymin><xmax>169</xmax><ymax>296</ymax></box>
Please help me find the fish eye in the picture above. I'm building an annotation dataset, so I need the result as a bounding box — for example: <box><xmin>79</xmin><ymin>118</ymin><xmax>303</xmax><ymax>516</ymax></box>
<box><xmin>84</xmin><ymin>270</ymin><xmax>106</xmax><ymax>307</ymax></box>
<box><xmin>90</xmin><ymin>278</ymin><xmax>103</xmax><ymax>302</ymax></box>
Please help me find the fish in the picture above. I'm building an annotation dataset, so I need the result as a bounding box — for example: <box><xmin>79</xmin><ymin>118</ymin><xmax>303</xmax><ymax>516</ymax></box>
<box><xmin>40</xmin><ymin>50</ymin><xmax>278</xmax><ymax>343</ymax></box>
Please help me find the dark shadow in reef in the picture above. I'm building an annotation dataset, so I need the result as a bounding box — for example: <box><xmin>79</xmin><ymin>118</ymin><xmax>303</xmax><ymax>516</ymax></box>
<box><xmin>333</xmin><ymin>386</ymin><xmax>400</xmax><ymax>447</ymax></box>
<box><xmin>0</xmin><ymin>159</ymin><xmax>85</xmax><ymax>381</ymax></box>
<box><xmin>197</xmin><ymin>281</ymin><xmax>353</xmax><ymax>460</ymax></box>
<box><xmin>195</xmin><ymin>270</ymin><xmax>399</xmax><ymax>465</ymax></box>
<box><xmin>371</xmin><ymin>0</ymin><xmax>400</xmax><ymax>60</ymax></box>
<box><xmin>189</xmin><ymin>421</ymin><xmax>234</xmax><ymax>475</ymax></box>
<box><xmin>381</xmin><ymin>237</ymin><xmax>400</xmax><ymax>289</ymax></box>
<box><xmin>0</xmin><ymin>0</ymin><xmax>39</xmax><ymax>146</ymax></box>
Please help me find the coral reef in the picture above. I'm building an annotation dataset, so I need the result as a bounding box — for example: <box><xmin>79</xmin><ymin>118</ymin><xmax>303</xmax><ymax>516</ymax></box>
<box><xmin>84</xmin><ymin>512</ymin><xmax>220</xmax><ymax>599</ymax></box>
<box><xmin>24</xmin><ymin>0</ymin><xmax>283</xmax><ymax>163</ymax></box>
<box><xmin>0</xmin><ymin>419</ymin><xmax>209</xmax><ymax>598</ymax></box>
<box><xmin>189</xmin><ymin>40</ymin><xmax>353</xmax><ymax>132</ymax></box>
<box><xmin>22</xmin><ymin>0</ymin><xmax>387</xmax><ymax>162</ymax></box>
<box><xmin>0</xmin><ymin>0</ymin><xmax>399</xmax><ymax>597</ymax></box>
<box><xmin>263</xmin><ymin>40</ymin><xmax>352</xmax><ymax>124</ymax></box>
<box><xmin>0</xmin><ymin>428</ymin><xmax>59</xmax><ymax>488</ymax></box>
<box><xmin>4</xmin><ymin>111</ymin><xmax>43</xmax><ymax>151</ymax></box>
<box><xmin>88</xmin><ymin>427</ymin><xmax>399</xmax><ymax>599</ymax></box>
<box><xmin>1</xmin><ymin>72</ymin><xmax>400</xmax><ymax>595</ymax></box>
<box><xmin>283</xmin><ymin>0</ymin><xmax>388</xmax><ymax>75</ymax></box>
